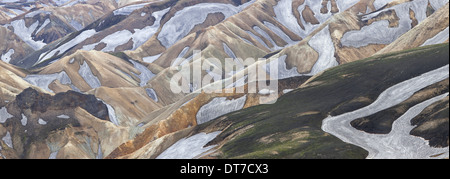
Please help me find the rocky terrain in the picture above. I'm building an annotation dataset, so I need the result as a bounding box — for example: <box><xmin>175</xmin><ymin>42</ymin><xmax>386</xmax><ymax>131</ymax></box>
<box><xmin>0</xmin><ymin>0</ymin><xmax>449</xmax><ymax>159</ymax></box>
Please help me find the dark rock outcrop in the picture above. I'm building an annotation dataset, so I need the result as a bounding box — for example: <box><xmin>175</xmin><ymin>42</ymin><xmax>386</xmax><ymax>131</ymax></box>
<box><xmin>16</xmin><ymin>88</ymin><xmax>109</xmax><ymax>121</ymax></box>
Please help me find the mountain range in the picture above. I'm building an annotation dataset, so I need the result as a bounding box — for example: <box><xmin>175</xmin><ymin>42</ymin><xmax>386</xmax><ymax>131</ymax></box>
<box><xmin>0</xmin><ymin>0</ymin><xmax>448</xmax><ymax>159</ymax></box>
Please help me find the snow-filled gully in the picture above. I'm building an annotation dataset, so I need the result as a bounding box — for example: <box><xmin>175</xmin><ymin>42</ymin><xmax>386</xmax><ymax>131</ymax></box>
<box><xmin>322</xmin><ymin>65</ymin><xmax>450</xmax><ymax>159</ymax></box>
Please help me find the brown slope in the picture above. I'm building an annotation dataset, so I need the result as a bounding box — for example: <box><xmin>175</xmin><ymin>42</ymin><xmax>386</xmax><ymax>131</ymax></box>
<box><xmin>0</xmin><ymin>61</ymin><xmax>37</xmax><ymax>104</ymax></box>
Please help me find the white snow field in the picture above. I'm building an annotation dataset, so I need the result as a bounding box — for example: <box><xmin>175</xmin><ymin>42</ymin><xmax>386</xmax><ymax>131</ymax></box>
<box><xmin>156</xmin><ymin>131</ymin><xmax>221</xmax><ymax>159</ymax></box>
<box><xmin>1</xmin><ymin>49</ymin><xmax>14</xmax><ymax>63</ymax></box>
<box><xmin>78</xmin><ymin>61</ymin><xmax>102</xmax><ymax>89</ymax></box>
<box><xmin>322</xmin><ymin>65</ymin><xmax>450</xmax><ymax>159</ymax></box>
<box><xmin>145</xmin><ymin>88</ymin><xmax>158</xmax><ymax>102</ymax></box>
<box><xmin>196</xmin><ymin>95</ymin><xmax>247</xmax><ymax>125</ymax></box>
<box><xmin>130</xmin><ymin>60</ymin><xmax>155</xmax><ymax>87</ymax></box>
<box><xmin>24</xmin><ymin>71</ymin><xmax>73</xmax><ymax>93</ymax></box>
<box><xmin>2</xmin><ymin>132</ymin><xmax>13</xmax><ymax>149</ymax></box>
<box><xmin>104</xmin><ymin>101</ymin><xmax>120</xmax><ymax>126</ymax></box>
<box><xmin>307</xmin><ymin>25</ymin><xmax>338</xmax><ymax>75</ymax></box>
<box><xmin>142</xmin><ymin>53</ymin><xmax>162</xmax><ymax>63</ymax></box>
<box><xmin>38</xmin><ymin>29</ymin><xmax>97</xmax><ymax>64</ymax></box>
<box><xmin>8</xmin><ymin>20</ymin><xmax>46</xmax><ymax>50</ymax></box>
<box><xmin>113</xmin><ymin>2</ymin><xmax>152</xmax><ymax>16</ymax></box>
<box><xmin>265</xmin><ymin>55</ymin><xmax>300</xmax><ymax>80</ymax></box>
<box><xmin>421</xmin><ymin>27</ymin><xmax>450</xmax><ymax>47</ymax></box>
<box><xmin>36</xmin><ymin>19</ymin><xmax>50</xmax><ymax>34</ymax></box>
<box><xmin>20</xmin><ymin>114</ymin><xmax>27</xmax><ymax>126</ymax></box>
<box><xmin>0</xmin><ymin>107</ymin><xmax>14</xmax><ymax>124</ymax></box>
<box><xmin>158</xmin><ymin>0</ymin><xmax>256</xmax><ymax>48</ymax></box>
<box><xmin>83</xmin><ymin>8</ymin><xmax>170</xmax><ymax>52</ymax></box>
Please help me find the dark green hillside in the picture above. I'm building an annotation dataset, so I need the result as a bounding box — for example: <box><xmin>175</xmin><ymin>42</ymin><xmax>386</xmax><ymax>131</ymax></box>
<box><xmin>199</xmin><ymin>43</ymin><xmax>449</xmax><ymax>159</ymax></box>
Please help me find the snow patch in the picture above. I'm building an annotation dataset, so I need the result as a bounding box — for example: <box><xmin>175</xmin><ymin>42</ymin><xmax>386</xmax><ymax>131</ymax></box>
<box><xmin>143</xmin><ymin>53</ymin><xmax>162</xmax><ymax>63</ymax></box>
<box><xmin>246</xmin><ymin>30</ymin><xmax>270</xmax><ymax>49</ymax></box>
<box><xmin>38</xmin><ymin>29</ymin><xmax>97</xmax><ymax>64</ymax></box>
<box><xmin>69</xmin><ymin>20</ymin><xmax>84</xmax><ymax>31</ymax></box>
<box><xmin>421</xmin><ymin>27</ymin><xmax>450</xmax><ymax>47</ymax></box>
<box><xmin>274</xmin><ymin>0</ymin><xmax>303</xmax><ymax>37</ymax></box>
<box><xmin>373</xmin><ymin>0</ymin><xmax>395</xmax><ymax>10</ymax></box>
<box><xmin>38</xmin><ymin>118</ymin><xmax>47</xmax><ymax>125</ymax></box>
<box><xmin>335</xmin><ymin>0</ymin><xmax>361</xmax><ymax>13</ymax></box>
<box><xmin>429</xmin><ymin>0</ymin><xmax>450</xmax><ymax>10</ymax></box>
<box><xmin>265</xmin><ymin>55</ymin><xmax>301</xmax><ymax>80</ymax></box>
<box><xmin>307</xmin><ymin>25</ymin><xmax>338</xmax><ymax>75</ymax></box>
<box><xmin>9</xmin><ymin>19</ymin><xmax>46</xmax><ymax>50</ymax></box>
<box><xmin>283</xmin><ymin>89</ymin><xmax>294</xmax><ymax>94</ymax></box>
<box><xmin>36</xmin><ymin>19</ymin><xmax>50</xmax><ymax>34</ymax></box>
<box><xmin>113</xmin><ymin>2</ymin><xmax>151</xmax><ymax>16</ymax></box>
<box><xmin>21</xmin><ymin>114</ymin><xmax>27</xmax><ymax>126</ymax></box>
<box><xmin>223</xmin><ymin>43</ymin><xmax>236</xmax><ymax>59</ymax></box>
<box><xmin>78</xmin><ymin>61</ymin><xmax>101</xmax><ymax>89</ymax></box>
<box><xmin>158</xmin><ymin>1</ymin><xmax>256</xmax><ymax>48</ymax></box>
<box><xmin>97</xmin><ymin>30</ymin><xmax>133</xmax><ymax>52</ymax></box>
<box><xmin>1</xmin><ymin>49</ymin><xmax>14</xmax><ymax>63</ymax></box>
<box><xmin>57</xmin><ymin>115</ymin><xmax>70</xmax><ymax>119</ymax></box>
<box><xmin>145</xmin><ymin>88</ymin><xmax>158</xmax><ymax>102</ymax></box>
<box><xmin>53</xmin><ymin>0</ymin><xmax>73</xmax><ymax>6</ymax></box>
<box><xmin>142</xmin><ymin>53</ymin><xmax>162</xmax><ymax>63</ymax></box>
<box><xmin>0</xmin><ymin>107</ymin><xmax>13</xmax><ymax>123</ymax></box>
<box><xmin>156</xmin><ymin>131</ymin><xmax>221</xmax><ymax>159</ymax></box>
<box><xmin>2</xmin><ymin>132</ymin><xmax>13</xmax><ymax>149</ymax></box>
<box><xmin>130</xmin><ymin>60</ymin><xmax>155</xmax><ymax>87</ymax></box>
<box><xmin>84</xmin><ymin>8</ymin><xmax>169</xmax><ymax>52</ymax></box>
<box><xmin>196</xmin><ymin>95</ymin><xmax>247</xmax><ymax>125</ymax></box>
<box><xmin>104</xmin><ymin>101</ymin><xmax>119</xmax><ymax>126</ymax></box>
<box><xmin>24</xmin><ymin>10</ymin><xmax>51</xmax><ymax>18</ymax></box>
<box><xmin>24</xmin><ymin>71</ymin><xmax>72</xmax><ymax>93</ymax></box>
<box><xmin>49</xmin><ymin>151</ymin><xmax>58</xmax><ymax>159</ymax></box>
<box><xmin>259</xmin><ymin>89</ymin><xmax>276</xmax><ymax>95</ymax></box>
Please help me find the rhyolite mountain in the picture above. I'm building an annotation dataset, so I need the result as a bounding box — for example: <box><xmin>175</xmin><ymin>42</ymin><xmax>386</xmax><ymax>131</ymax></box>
<box><xmin>0</xmin><ymin>0</ymin><xmax>449</xmax><ymax>159</ymax></box>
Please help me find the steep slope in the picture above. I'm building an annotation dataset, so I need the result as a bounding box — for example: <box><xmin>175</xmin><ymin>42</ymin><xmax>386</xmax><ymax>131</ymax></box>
<box><xmin>151</xmin><ymin>43</ymin><xmax>449</xmax><ymax>159</ymax></box>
